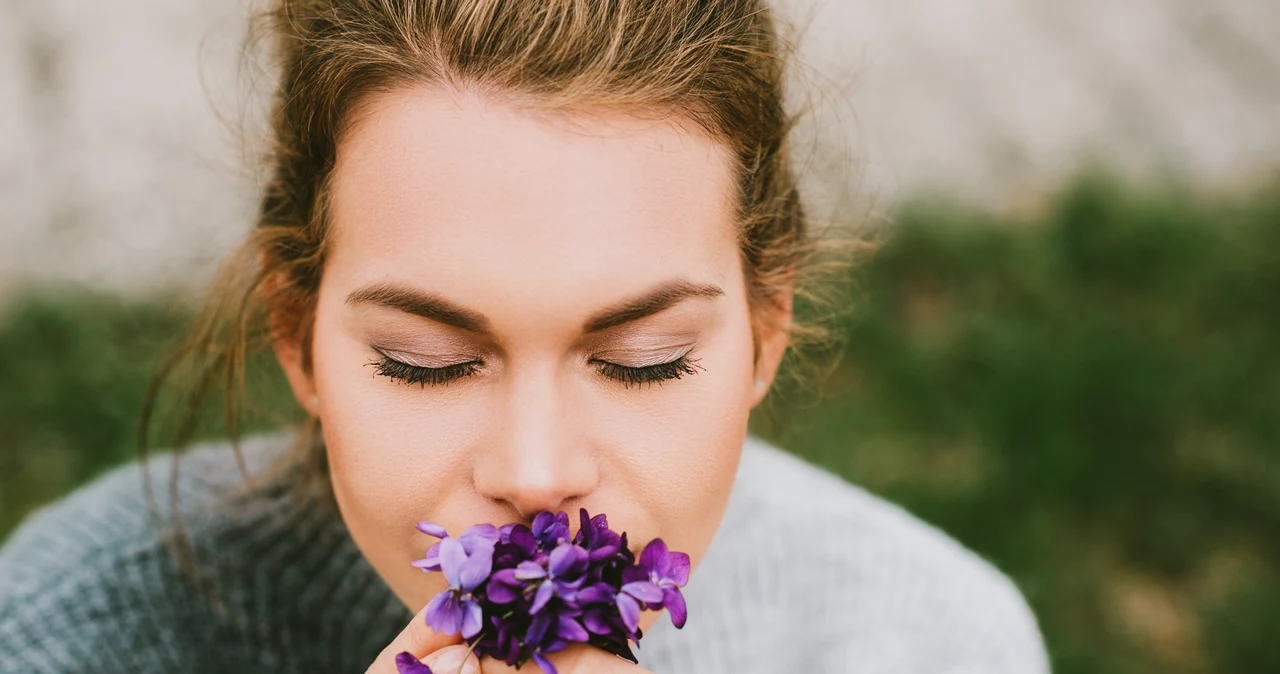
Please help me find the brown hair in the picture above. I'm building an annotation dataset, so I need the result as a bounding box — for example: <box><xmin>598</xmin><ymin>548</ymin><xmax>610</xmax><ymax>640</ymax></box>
<box><xmin>142</xmin><ymin>0</ymin><xmax>864</xmax><ymax>604</ymax></box>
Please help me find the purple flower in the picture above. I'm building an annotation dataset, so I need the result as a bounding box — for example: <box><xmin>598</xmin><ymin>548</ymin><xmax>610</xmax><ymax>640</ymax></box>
<box><xmin>531</xmin><ymin>651</ymin><xmax>558</xmax><ymax>674</ymax></box>
<box><xmin>528</xmin><ymin>544</ymin><xmax>590</xmax><ymax>613</ymax></box>
<box><xmin>414</xmin><ymin>522</ymin><xmax>500</xmax><ymax>573</ymax></box>
<box><xmin>573</xmin><ymin>509</ymin><xmax>623</xmax><ymax>562</ymax></box>
<box><xmin>499</xmin><ymin>522</ymin><xmax>538</xmax><ymax>554</ymax></box>
<box><xmin>407</xmin><ymin>509</ymin><xmax>689</xmax><ymax>674</ymax></box>
<box><xmin>489</xmin><ymin>542</ymin><xmax>590</xmax><ymax>615</ymax></box>
<box><xmin>424</xmin><ymin>536</ymin><xmax>495</xmax><ymax>639</ymax></box>
<box><xmin>484</xmin><ymin>567</ymin><xmax>525</xmax><ymax>604</ymax></box>
<box><xmin>532</xmin><ymin>511</ymin><xmax>570</xmax><ymax>550</ymax></box>
<box><xmin>416</xmin><ymin>521</ymin><xmax>448</xmax><ymax>538</ymax></box>
<box><xmin>483</xmin><ymin>612</ymin><xmax>526</xmax><ymax>661</ymax></box>
<box><xmin>619</xmin><ymin>538</ymin><xmax>690</xmax><ymax>628</ymax></box>
<box><xmin>394</xmin><ymin>652</ymin><xmax>434</xmax><ymax>674</ymax></box>
<box><xmin>575</xmin><ymin>583</ymin><xmax>623</xmax><ymax>635</ymax></box>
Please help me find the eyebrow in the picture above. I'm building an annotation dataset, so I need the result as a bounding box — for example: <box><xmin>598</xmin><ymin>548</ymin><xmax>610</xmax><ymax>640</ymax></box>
<box><xmin>345</xmin><ymin>280</ymin><xmax>724</xmax><ymax>335</ymax></box>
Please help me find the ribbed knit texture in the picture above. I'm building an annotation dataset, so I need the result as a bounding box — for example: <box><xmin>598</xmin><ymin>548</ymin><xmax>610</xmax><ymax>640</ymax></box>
<box><xmin>0</xmin><ymin>432</ymin><xmax>1050</xmax><ymax>673</ymax></box>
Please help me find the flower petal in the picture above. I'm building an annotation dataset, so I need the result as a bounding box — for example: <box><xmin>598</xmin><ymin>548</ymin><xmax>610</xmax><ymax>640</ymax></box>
<box><xmin>514</xmin><ymin>560</ymin><xmax>548</xmax><ymax>581</ymax></box>
<box><xmin>597</xmin><ymin>638</ymin><xmax>639</xmax><ymax>664</ymax></box>
<box><xmin>587</xmin><ymin>542</ymin><xmax>620</xmax><ymax>562</ymax></box>
<box><xmin>548</xmin><ymin>544</ymin><xmax>587</xmax><ymax>578</ymax></box>
<box><xmin>530</xmin><ymin>579</ymin><xmax>555</xmax><ymax>614</ymax></box>
<box><xmin>438</xmin><ymin>537</ymin><xmax>467</xmax><ymax>588</ymax></box>
<box><xmin>638</xmin><ymin>538</ymin><xmax>669</xmax><ymax>575</ymax></box>
<box><xmin>486</xmin><ymin>569</ymin><xmax>522</xmax><ymax>604</ymax></box>
<box><xmin>573</xmin><ymin>508</ymin><xmax>592</xmax><ymax>546</ymax></box>
<box><xmin>531</xmin><ymin>651</ymin><xmax>558</xmax><ymax>674</ymax></box>
<box><xmin>506</xmin><ymin>525</ymin><xmax>537</xmax><ymax>554</ymax></box>
<box><xmin>416</xmin><ymin>521</ymin><xmax>448</xmax><ymax>539</ymax></box>
<box><xmin>664</xmin><ymin>551</ymin><xmax>691</xmax><ymax>587</ymax></box>
<box><xmin>557</xmin><ymin>615</ymin><xmax>590</xmax><ymax>642</ymax></box>
<box><xmin>547</xmin><ymin>512</ymin><xmax>570</xmax><ymax>546</ymax></box>
<box><xmin>526</xmin><ymin>609</ymin><xmax>553</xmax><ymax>646</ymax></box>
<box><xmin>574</xmin><ymin>583</ymin><xmax>613</xmax><ymax>605</ymax></box>
<box><xmin>582</xmin><ymin>607</ymin><xmax>614</xmax><ymax>635</ymax></box>
<box><xmin>553</xmin><ymin>578</ymin><xmax>584</xmax><ymax>605</ymax></box>
<box><xmin>620</xmin><ymin>565</ymin><xmax>647</xmax><ymax>585</ymax></box>
<box><xmin>424</xmin><ymin>591</ymin><xmax>462</xmax><ymax>636</ymax></box>
<box><xmin>395</xmin><ymin>651</ymin><xmax>435</xmax><ymax>674</ymax></box>
<box><xmin>462</xmin><ymin>523</ymin><xmax>500</xmax><ymax>545</ymax></box>
<box><xmin>615</xmin><ymin>592</ymin><xmax>640</xmax><ymax>633</ymax></box>
<box><xmin>458</xmin><ymin>540</ymin><xmax>495</xmax><ymax>591</ymax></box>
<box><xmin>621</xmin><ymin>581</ymin><xmax>663</xmax><ymax>604</ymax></box>
<box><xmin>410</xmin><ymin>557</ymin><xmax>440</xmax><ymax>572</ymax></box>
<box><xmin>617</xmin><ymin>532</ymin><xmax>634</xmax><ymax>565</ymax></box>
<box><xmin>533</xmin><ymin>511</ymin><xmax>554</xmax><ymax>537</ymax></box>
<box><xmin>412</xmin><ymin>542</ymin><xmax>442</xmax><ymax>572</ymax></box>
<box><xmin>461</xmin><ymin>599</ymin><xmax>484</xmax><ymax>639</ymax></box>
<box><xmin>662</xmin><ymin>587</ymin><xmax>687</xmax><ymax>629</ymax></box>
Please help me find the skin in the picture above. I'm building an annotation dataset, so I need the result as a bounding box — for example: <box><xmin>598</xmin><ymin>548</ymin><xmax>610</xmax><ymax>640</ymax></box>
<box><xmin>273</xmin><ymin>85</ymin><xmax>792</xmax><ymax>672</ymax></box>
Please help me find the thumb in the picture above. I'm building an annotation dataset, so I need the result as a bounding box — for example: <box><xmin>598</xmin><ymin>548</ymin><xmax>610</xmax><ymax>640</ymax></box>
<box><xmin>365</xmin><ymin>599</ymin><xmax>463</xmax><ymax>673</ymax></box>
<box><xmin>419</xmin><ymin>644</ymin><xmax>481</xmax><ymax>674</ymax></box>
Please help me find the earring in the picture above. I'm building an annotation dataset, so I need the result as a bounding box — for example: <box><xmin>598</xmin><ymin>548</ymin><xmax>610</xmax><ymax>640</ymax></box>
<box><xmin>311</xmin><ymin>394</ymin><xmax>320</xmax><ymax>407</ymax></box>
<box><xmin>755</xmin><ymin>378</ymin><xmax>766</xmax><ymax>390</ymax></box>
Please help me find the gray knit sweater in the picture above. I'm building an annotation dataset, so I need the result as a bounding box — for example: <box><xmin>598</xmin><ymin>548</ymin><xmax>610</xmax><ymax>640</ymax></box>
<box><xmin>0</xmin><ymin>431</ymin><xmax>1050</xmax><ymax>673</ymax></box>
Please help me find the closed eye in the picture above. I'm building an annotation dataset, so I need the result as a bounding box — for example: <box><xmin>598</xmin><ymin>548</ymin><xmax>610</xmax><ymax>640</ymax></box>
<box><xmin>589</xmin><ymin>352</ymin><xmax>704</xmax><ymax>389</ymax></box>
<box><xmin>367</xmin><ymin>347</ymin><xmax>482</xmax><ymax>387</ymax></box>
<box><xmin>366</xmin><ymin>348</ymin><xmax>703</xmax><ymax>389</ymax></box>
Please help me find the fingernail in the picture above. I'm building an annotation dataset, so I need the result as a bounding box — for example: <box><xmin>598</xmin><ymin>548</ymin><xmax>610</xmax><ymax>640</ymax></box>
<box><xmin>424</xmin><ymin>645</ymin><xmax>479</xmax><ymax>674</ymax></box>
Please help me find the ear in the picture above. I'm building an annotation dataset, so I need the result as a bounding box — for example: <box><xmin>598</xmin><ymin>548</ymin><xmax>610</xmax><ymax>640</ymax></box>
<box><xmin>263</xmin><ymin>266</ymin><xmax>321</xmax><ymax>418</ymax></box>
<box><xmin>751</xmin><ymin>276</ymin><xmax>794</xmax><ymax>408</ymax></box>
<box><xmin>274</xmin><ymin>335</ymin><xmax>320</xmax><ymax>418</ymax></box>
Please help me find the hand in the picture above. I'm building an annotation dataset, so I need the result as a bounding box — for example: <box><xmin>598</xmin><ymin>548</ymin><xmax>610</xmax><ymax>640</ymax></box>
<box><xmin>363</xmin><ymin>600</ymin><xmax>462</xmax><ymax>674</ymax></box>
<box><xmin>419</xmin><ymin>642</ymin><xmax>653</xmax><ymax>674</ymax></box>
<box><xmin>364</xmin><ymin>601</ymin><xmax>652</xmax><ymax>674</ymax></box>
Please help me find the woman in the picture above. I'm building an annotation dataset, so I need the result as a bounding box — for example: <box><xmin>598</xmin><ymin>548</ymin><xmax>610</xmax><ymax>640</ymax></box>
<box><xmin>0</xmin><ymin>1</ymin><xmax>1048</xmax><ymax>672</ymax></box>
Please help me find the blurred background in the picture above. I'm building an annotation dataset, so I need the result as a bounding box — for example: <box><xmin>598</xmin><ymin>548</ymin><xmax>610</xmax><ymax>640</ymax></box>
<box><xmin>2</xmin><ymin>1</ymin><xmax>1277</xmax><ymax>672</ymax></box>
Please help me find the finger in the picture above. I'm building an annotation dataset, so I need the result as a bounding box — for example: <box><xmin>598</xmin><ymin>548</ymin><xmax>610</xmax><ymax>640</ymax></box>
<box><xmin>421</xmin><ymin>644</ymin><xmax>481</xmax><ymax>674</ymax></box>
<box><xmin>365</xmin><ymin>600</ymin><xmax>463</xmax><ymax>673</ymax></box>
<box><xmin>477</xmin><ymin>644</ymin><xmax>651</xmax><ymax>674</ymax></box>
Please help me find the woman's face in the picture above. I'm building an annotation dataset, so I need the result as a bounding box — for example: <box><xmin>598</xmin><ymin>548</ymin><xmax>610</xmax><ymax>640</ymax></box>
<box><xmin>275</xmin><ymin>86</ymin><xmax>789</xmax><ymax>622</ymax></box>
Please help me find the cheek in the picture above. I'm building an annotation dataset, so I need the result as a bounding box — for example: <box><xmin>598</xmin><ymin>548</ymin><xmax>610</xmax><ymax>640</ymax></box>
<box><xmin>307</xmin><ymin>296</ymin><xmax>491</xmax><ymax>605</ymax></box>
<box><xmin>597</xmin><ymin>301</ymin><xmax>758</xmax><ymax>573</ymax></box>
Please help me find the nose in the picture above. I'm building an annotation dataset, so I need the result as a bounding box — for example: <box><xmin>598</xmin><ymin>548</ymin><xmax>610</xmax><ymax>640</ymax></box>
<box><xmin>473</xmin><ymin>365</ymin><xmax>599</xmax><ymax>519</ymax></box>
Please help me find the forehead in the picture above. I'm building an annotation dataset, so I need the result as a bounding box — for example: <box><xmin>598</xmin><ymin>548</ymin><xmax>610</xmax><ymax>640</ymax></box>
<box><xmin>325</xmin><ymin>86</ymin><xmax>739</xmax><ymax>325</ymax></box>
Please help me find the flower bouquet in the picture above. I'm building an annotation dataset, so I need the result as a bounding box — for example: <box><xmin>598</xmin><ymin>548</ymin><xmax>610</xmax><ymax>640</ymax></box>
<box><xmin>396</xmin><ymin>509</ymin><xmax>689</xmax><ymax>674</ymax></box>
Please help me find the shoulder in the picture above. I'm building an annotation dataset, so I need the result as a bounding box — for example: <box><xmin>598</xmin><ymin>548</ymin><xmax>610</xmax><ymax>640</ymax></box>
<box><xmin>0</xmin><ymin>432</ymin><xmax>296</xmax><ymax>673</ymax></box>
<box><xmin>0</xmin><ymin>429</ymin><xmax>295</xmax><ymax>588</ymax></box>
<box><xmin>680</xmin><ymin>435</ymin><xmax>1050</xmax><ymax>673</ymax></box>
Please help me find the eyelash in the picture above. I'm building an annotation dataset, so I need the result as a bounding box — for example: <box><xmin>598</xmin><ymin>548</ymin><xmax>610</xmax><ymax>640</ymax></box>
<box><xmin>366</xmin><ymin>349</ymin><xmax>703</xmax><ymax>389</ymax></box>
<box><xmin>367</xmin><ymin>354</ymin><xmax>482</xmax><ymax>388</ymax></box>
<box><xmin>590</xmin><ymin>354</ymin><xmax>705</xmax><ymax>389</ymax></box>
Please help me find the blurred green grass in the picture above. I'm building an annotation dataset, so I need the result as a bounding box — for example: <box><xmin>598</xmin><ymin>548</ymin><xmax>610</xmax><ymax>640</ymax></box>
<box><xmin>3</xmin><ymin>175</ymin><xmax>1277</xmax><ymax>673</ymax></box>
